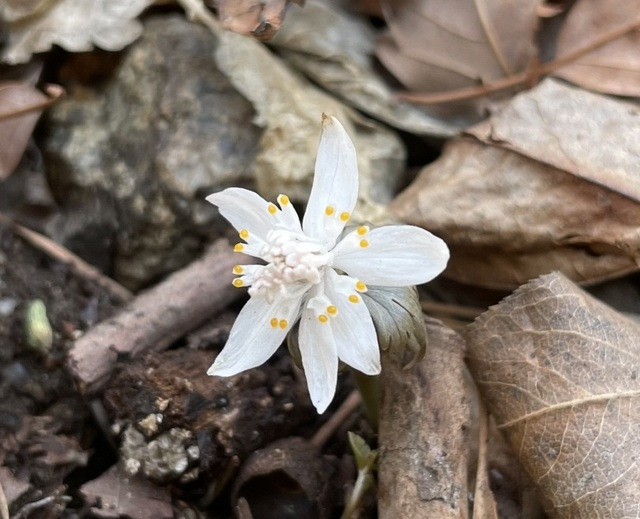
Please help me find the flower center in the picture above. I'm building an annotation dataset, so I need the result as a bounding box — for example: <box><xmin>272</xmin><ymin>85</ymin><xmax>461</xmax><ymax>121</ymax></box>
<box><xmin>248</xmin><ymin>229</ymin><xmax>332</xmax><ymax>302</ymax></box>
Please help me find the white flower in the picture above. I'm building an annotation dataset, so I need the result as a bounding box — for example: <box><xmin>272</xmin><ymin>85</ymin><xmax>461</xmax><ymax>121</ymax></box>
<box><xmin>206</xmin><ymin>114</ymin><xmax>449</xmax><ymax>413</ymax></box>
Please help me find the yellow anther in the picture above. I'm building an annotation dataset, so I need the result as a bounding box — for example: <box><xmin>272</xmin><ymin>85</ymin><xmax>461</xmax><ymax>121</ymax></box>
<box><xmin>356</xmin><ymin>226</ymin><xmax>368</xmax><ymax>236</ymax></box>
<box><xmin>340</xmin><ymin>211</ymin><xmax>350</xmax><ymax>222</ymax></box>
<box><xmin>359</xmin><ymin>239</ymin><xmax>369</xmax><ymax>248</ymax></box>
<box><xmin>318</xmin><ymin>314</ymin><xmax>329</xmax><ymax>323</ymax></box>
<box><xmin>239</xmin><ymin>229</ymin><xmax>249</xmax><ymax>239</ymax></box>
<box><xmin>325</xmin><ymin>206</ymin><xmax>335</xmax><ymax>216</ymax></box>
<box><xmin>355</xmin><ymin>281</ymin><xmax>367</xmax><ymax>292</ymax></box>
<box><xmin>348</xmin><ymin>295</ymin><xmax>360</xmax><ymax>304</ymax></box>
<box><xmin>279</xmin><ymin>319</ymin><xmax>288</xmax><ymax>329</ymax></box>
<box><xmin>233</xmin><ymin>265</ymin><xmax>244</xmax><ymax>275</ymax></box>
<box><xmin>268</xmin><ymin>203</ymin><xmax>278</xmax><ymax>215</ymax></box>
<box><xmin>278</xmin><ymin>194</ymin><xmax>290</xmax><ymax>206</ymax></box>
<box><xmin>270</xmin><ymin>318</ymin><xmax>278</xmax><ymax>328</ymax></box>
<box><xmin>234</xmin><ymin>243</ymin><xmax>245</xmax><ymax>252</ymax></box>
<box><xmin>232</xmin><ymin>278</ymin><xmax>244</xmax><ymax>288</ymax></box>
<box><xmin>327</xmin><ymin>305</ymin><xmax>338</xmax><ymax>316</ymax></box>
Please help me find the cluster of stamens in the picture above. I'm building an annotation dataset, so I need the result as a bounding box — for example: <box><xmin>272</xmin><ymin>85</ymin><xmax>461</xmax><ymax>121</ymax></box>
<box><xmin>230</xmin><ymin>196</ymin><xmax>371</xmax><ymax>330</ymax></box>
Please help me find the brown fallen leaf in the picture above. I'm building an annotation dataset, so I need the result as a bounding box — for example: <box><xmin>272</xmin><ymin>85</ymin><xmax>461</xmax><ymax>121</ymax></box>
<box><xmin>376</xmin><ymin>0</ymin><xmax>540</xmax><ymax>117</ymax></box>
<box><xmin>466</xmin><ymin>271</ymin><xmax>640</xmax><ymax>518</ymax></box>
<box><xmin>80</xmin><ymin>465</ymin><xmax>172</xmax><ymax>519</ymax></box>
<box><xmin>217</xmin><ymin>0</ymin><xmax>304</xmax><ymax>40</ymax></box>
<box><xmin>391</xmin><ymin>78</ymin><xmax>640</xmax><ymax>289</ymax></box>
<box><xmin>0</xmin><ymin>82</ymin><xmax>51</xmax><ymax>180</ymax></box>
<box><xmin>553</xmin><ymin>0</ymin><xmax>640</xmax><ymax>97</ymax></box>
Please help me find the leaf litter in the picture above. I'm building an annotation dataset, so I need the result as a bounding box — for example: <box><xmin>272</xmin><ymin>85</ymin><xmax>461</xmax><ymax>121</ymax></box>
<box><xmin>2</xmin><ymin>0</ymin><xmax>640</xmax><ymax>517</ymax></box>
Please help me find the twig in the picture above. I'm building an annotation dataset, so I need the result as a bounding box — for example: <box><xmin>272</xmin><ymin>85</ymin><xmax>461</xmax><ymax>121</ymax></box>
<box><xmin>0</xmin><ymin>213</ymin><xmax>133</xmax><ymax>304</ymax></box>
<box><xmin>311</xmin><ymin>390</ymin><xmax>362</xmax><ymax>449</ymax></box>
<box><xmin>67</xmin><ymin>239</ymin><xmax>250</xmax><ymax>395</ymax></box>
<box><xmin>420</xmin><ymin>300</ymin><xmax>484</xmax><ymax>321</ymax></box>
<box><xmin>398</xmin><ymin>18</ymin><xmax>640</xmax><ymax>105</ymax></box>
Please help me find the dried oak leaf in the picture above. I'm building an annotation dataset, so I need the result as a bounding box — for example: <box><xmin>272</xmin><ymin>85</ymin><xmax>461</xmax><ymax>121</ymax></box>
<box><xmin>553</xmin><ymin>0</ymin><xmax>640</xmax><ymax>97</ymax></box>
<box><xmin>391</xmin><ymin>78</ymin><xmax>640</xmax><ymax>289</ymax></box>
<box><xmin>376</xmin><ymin>0</ymin><xmax>540</xmax><ymax>117</ymax></box>
<box><xmin>0</xmin><ymin>0</ymin><xmax>154</xmax><ymax>65</ymax></box>
<box><xmin>217</xmin><ymin>0</ymin><xmax>304</xmax><ymax>41</ymax></box>
<box><xmin>466</xmin><ymin>271</ymin><xmax>640</xmax><ymax>518</ymax></box>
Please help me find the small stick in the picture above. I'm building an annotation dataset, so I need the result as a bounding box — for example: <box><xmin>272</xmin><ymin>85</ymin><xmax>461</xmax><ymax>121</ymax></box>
<box><xmin>0</xmin><ymin>213</ymin><xmax>133</xmax><ymax>304</ymax></box>
<box><xmin>311</xmin><ymin>390</ymin><xmax>362</xmax><ymax>449</ymax></box>
<box><xmin>67</xmin><ymin>239</ymin><xmax>249</xmax><ymax>395</ymax></box>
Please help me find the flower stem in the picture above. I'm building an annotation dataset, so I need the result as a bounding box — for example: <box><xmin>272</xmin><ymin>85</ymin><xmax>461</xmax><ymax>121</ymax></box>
<box><xmin>351</xmin><ymin>370</ymin><xmax>380</xmax><ymax>429</ymax></box>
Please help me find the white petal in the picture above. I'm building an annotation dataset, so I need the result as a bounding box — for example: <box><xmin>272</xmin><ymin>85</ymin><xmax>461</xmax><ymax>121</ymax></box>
<box><xmin>302</xmin><ymin>115</ymin><xmax>359</xmax><ymax>247</ymax></box>
<box><xmin>207</xmin><ymin>188</ymin><xmax>273</xmax><ymax>240</ymax></box>
<box><xmin>299</xmin><ymin>306</ymin><xmax>339</xmax><ymax>414</ymax></box>
<box><xmin>325</xmin><ymin>269</ymin><xmax>381</xmax><ymax>375</ymax></box>
<box><xmin>207</xmin><ymin>293</ymin><xmax>303</xmax><ymax>376</ymax></box>
<box><xmin>207</xmin><ymin>188</ymin><xmax>299</xmax><ymax>244</ymax></box>
<box><xmin>332</xmin><ymin>225</ymin><xmax>449</xmax><ymax>286</ymax></box>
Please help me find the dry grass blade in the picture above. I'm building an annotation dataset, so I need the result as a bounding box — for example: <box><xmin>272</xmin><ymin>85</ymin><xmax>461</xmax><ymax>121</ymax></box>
<box><xmin>466</xmin><ymin>272</ymin><xmax>640</xmax><ymax>518</ymax></box>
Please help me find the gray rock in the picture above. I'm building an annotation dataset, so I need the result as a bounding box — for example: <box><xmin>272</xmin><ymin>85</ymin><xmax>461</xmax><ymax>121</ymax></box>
<box><xmin>42</xmin><ymin>15</ymin><xmax>260</xmax><ymax>289</ymax></box>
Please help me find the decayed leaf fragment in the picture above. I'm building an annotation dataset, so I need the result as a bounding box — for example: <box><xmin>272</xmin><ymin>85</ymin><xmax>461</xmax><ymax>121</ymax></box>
<box><xmin>391</xmin><ymin>78</ymin><xmax>640</xmax><ymax>288</ymax></box>
<box><xmin>553</xmin><ymin>0</ymin><xmax>640</xmax><ymax>97</ymax></box>
<box><xmin>466</xmin><ymin>272</ymin><xmax>640</xmax><ymax>518</ymax></box>
<box><xmin>217</xmin><ymin>0</ymin><xmax>304</xmax><ymax>40</ymax></box>
<box><xmin>269</xmin><ymin>0</ymin><xmax>460</xmax><ymax>137</ymax></box>
<box><xmin>0</xmin><ymin>82</ymin><xmax>62</xmax><ymax>180</ymax></box>
<box><xmin>0</xmin><ymin>0</ymin><xmax>154</xmax><ymax>64</ymax></box>
<box><xmin>376</xmin><ymin>0</ymin><xmax>540</xmax><ymax>117</ymax></box>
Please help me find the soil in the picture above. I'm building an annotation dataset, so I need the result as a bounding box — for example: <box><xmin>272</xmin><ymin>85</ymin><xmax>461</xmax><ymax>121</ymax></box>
<box><xmin>0</xmin><ymin>222</ymin><xmax>120</xmax><ymax>517</ymax></box>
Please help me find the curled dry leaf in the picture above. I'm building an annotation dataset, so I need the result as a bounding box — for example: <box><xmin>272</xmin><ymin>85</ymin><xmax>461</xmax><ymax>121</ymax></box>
<box><xmin>214</xmin><ymin>29</ymin><xmax>404</xmax><ymax>223</ymax></box>
<box><xmin>553</xmin><ymin>0</ymin><xmax>640</xmax><ymax>97</ymax></box>
<box><xmin>0</xmin><ymin>82</ymin><xmax>62</xmax><ymax>180</ymax></box>
<box><xmin>376</xmin><ymin>0</ymin><xmax>540</xmax><ymax>117</ymax></box>
<box><xmin>466</xmin><ymin>271</ymin><xmax>640</xmax><ymax>518</ymax></box>
<box><xmin>270</xmin><ymin>0</ymin><xmax>460</xmax><ymax>137</ymax></box>
<box><xmin>391</xmin><ymin>79</ymin><xmax>640</xmax><ymax>289</ymax></box>
<box><xmin>0</xmin><ymin>0</ymin><xmax>154</xmax><ymax>64</ymax></box>
<box><xmin>217</xmin><ymin>0</ymin><xmax>304</xmax><ymax>41</ymax></box>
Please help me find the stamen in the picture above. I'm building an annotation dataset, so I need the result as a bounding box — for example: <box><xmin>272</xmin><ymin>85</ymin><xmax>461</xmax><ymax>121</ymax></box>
<box><xmin>278</xmin><ymin>194</ymin><xmax>290</xmax><ymax>206</ymax></box>
<box><xmin>356</xmin><ymin>226</ymin><xmax>368</xmax><ymax>236</ymax></box>
<box><xmin>270</xmin><ymin>318</ymin><xmax>278</xmax><ymax>328</ymax></box>
<box><xmin>348</xmin><ymin>295</ymin><xmax>360</xmax><ymax>304</ymax></box>
<box><xmin>355</xmin><ymin>281</ymin><xmax>367</xmax><ymax>292</ymax></box>
<box><xmin>359</xmin><ymin>239</ymin><xmax>369</xmax><ymax>248</ymax></box>
<box><xmin>327</xmin><ymin>305</ymin><xmax>337</xmax><ymax>316</ymax></box>
<box><xmin>340</xmin><ymin>212</ymin><xmax>350</xmax><ymax>222</ymax></box>
<box><xmin>239</xmin><ymin>229</ymin><xmax>249</xmax><ymax>239</ymax></box>
<box><xmin>318</xmin><ymin>314</ymin><xmax>329</xmax><ymax>323</ymax></box>
<box><xmin>232</xmin><ymin>278</ymin><xmax>244</xmax><ymax>288</ymax></box>
<box><xmin>279</xmin><ymin>319</ymin><xmax>288</xmax><ymax>329</ymax></box>
<box><xmin>325</xmin><ymin>205</ymin><xmax>335</xmax><ymax>216</ymax></box>
<box><xmin>234</xmin><ymin>243</ymin><xmax>245</xmax><ymax>252</ymax></box>
<box><xmin>268</xmin><ymin>203</ymin><xmax>278</xmax><ymax>215</ymax></box>
<box><xmin>233</xmin><ymin>265</ymin><xmax>244</xmax><ymax>275</ymax></box>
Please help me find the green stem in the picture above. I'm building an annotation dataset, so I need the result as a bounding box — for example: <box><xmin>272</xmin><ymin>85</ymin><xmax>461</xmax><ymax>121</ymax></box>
<box><xmin>351</xmin><ymin>370</ymin><xmax>380</xmax><ymax>429</ymax></box>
